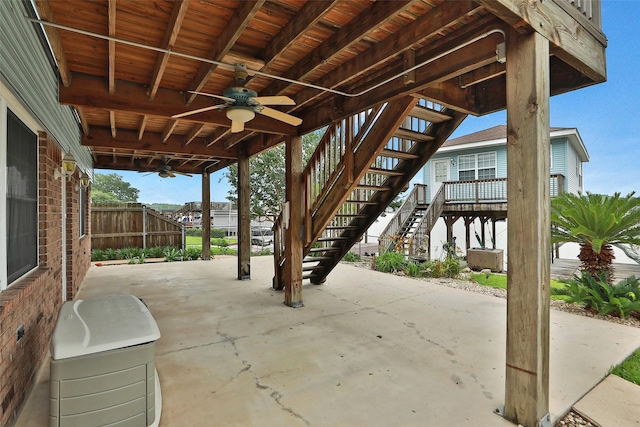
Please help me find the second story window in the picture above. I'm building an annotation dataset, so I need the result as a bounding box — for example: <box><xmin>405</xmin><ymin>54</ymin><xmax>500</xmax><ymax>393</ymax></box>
<box><xmin>458</xmin><ymin>152</ymin><xmax>496</xmax><ymax>181</ymax></box>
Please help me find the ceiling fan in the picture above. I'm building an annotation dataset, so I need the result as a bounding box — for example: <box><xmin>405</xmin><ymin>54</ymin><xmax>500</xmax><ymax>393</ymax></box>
<box><xmin>172</xmin><ymin>64</ymin><xmax>302</xmax><ymax>133</ymax></box>
<box><xmin>141</xmin><ymin>157</ymin><xmax>192</xmax><ymax>178</ymax></box>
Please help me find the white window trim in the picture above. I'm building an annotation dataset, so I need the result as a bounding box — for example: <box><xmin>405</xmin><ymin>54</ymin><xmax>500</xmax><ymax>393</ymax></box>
<box><xmin>458</xmin><ymin>151</ymin><xmax>497</xmax><ymax>180</ymax></box>
<box><xmin>1</xmin><ymin>83</ymin><xmax>44</xmax><ymax>291</ymax></box>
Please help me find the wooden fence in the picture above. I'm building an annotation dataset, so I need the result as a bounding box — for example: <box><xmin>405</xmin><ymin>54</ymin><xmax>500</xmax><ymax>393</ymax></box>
<box><xmin>91</xmin><ymin>203</ymin><xmax>184</xmax><ymax>250</ymax></box>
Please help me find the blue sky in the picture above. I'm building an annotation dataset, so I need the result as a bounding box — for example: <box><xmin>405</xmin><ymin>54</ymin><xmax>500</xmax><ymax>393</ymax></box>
<box><xmin>104</xmin><ymin>1</ymin><xmax>639</xmax><ymax>205</ymax></box>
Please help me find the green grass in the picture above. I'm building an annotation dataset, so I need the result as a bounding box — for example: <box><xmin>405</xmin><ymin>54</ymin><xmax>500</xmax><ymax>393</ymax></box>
<box><xmin>610</xmin><ymin>348</ymin><xmax>640</xmax><ymax>386</ymax></box>
<box><xmin>185</xmin><ymin>236</ymin><xmax>237</xmax><ymax>246</ymax></box>
<box><xmin>471</xmin><ymin>273</ymin><xmax>568</xmax><ymax>299</ymax></box>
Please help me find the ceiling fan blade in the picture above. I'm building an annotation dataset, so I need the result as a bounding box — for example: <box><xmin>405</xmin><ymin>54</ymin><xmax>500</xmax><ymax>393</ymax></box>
<box><xmin>231</xmin><ymin>120</ymin><xmax>245</xmax><ymax>133</ymax></box>
<box><xmin>249</xmin><ymin>96</ymin><xmax>295</xmax><ymax>106</ymax></box>
<box><xmin>167</xmin><ymin>170</ymin><xmax>176</xmax><ymax>178</ymax></box>
<box><xmin>173</xmin><ymin>171</ymin><xmax>193</xmax><ymax>177</ymax></box>
<box><xmin>172</xmin><ymin>104</ymin><xmax>226</xmax><ymax>119</ymax></box>
<box><xmin>258</xmin><ymin>107</ymin><xmax>302</xmax><ymax>126</ymax></box>
<box><xmin>188</xmin><ymin>90</ymin><xmax>235</xmax><ymax>103</ymax></box>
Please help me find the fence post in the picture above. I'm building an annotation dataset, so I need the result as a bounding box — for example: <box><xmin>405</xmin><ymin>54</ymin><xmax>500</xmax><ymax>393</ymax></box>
<box><xmin>142</xmin><ymin>205</ymin><xmax>147</xmax><ymax>249</ymax></box>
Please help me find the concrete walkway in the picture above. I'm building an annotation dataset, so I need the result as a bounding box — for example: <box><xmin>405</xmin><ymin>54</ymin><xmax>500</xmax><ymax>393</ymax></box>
<box><xmin>16</xmin><ymin>257</ymin><xmax>640</xmax><ymax>426</ymax></box>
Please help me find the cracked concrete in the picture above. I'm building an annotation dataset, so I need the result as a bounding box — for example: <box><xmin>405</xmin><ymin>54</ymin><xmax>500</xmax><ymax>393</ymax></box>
<box><xmin>15</xmin><ymin>256</ymin><xmax>640</xmax><ymax>426</ymax></box>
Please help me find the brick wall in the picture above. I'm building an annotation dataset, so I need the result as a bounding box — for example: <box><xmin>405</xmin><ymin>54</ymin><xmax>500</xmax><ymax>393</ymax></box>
<box><xmin>65</xmin><ymin>179</ymin><xmax>91</xmax><ymax>301</ymax></box>
<box><xmin>0</xmin><ymin>133</ymin><xmax>91</xmax><ymax>426</ymax></box>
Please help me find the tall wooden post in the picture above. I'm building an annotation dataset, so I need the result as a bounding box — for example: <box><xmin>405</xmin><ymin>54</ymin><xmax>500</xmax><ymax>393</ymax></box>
<box><xmin>284</xmin><ymin>135</ymin><xmax>303</xmax><ymax>307</ymax></box>
<box><xmin>503</xmin><ymin>29</ymin><xmax>551</xmax><ymax>427</ymax></box>
<box><xmin>237</xmin><ymin>145</ymin><xmax>251</xmax><ymax>280</ymax></box>
<box><xmin>202</xmin><ymin>171</ymin><xmax>211</xmax><ymax>260</ymax></box>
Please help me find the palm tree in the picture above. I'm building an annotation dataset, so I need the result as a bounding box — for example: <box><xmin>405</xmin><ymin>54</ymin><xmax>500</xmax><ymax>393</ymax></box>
<box><xmin>551</xmin><ymin>191</ymin><xmax>640</xmax><ymax>281</ymax></box>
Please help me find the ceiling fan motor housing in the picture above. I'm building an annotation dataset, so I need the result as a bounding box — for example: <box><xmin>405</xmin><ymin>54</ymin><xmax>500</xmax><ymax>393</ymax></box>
<box><xmin>223</xmin><ymin>86</ymin><xmax>259</xmax><ymax>105</ymax></box>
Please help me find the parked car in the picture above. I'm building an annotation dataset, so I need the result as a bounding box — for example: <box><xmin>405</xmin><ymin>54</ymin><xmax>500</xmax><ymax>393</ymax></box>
<box><xmin>251</xmin><ymin>228</ymin><xmax>273</xmax><ymax>246</ymax></box>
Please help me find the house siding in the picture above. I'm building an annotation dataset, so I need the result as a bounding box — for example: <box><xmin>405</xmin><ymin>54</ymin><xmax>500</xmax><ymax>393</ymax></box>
<box><xmin>0</xmin><ymin>3</ymin><xmax>92</xmax><ymax>426</ymax></box>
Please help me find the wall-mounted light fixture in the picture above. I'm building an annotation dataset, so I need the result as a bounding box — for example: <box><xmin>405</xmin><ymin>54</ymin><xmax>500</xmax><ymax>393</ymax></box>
<box><xmin>62</xmin><ymin>153</ymin><xmax>77</xmax><ymax>179</ymax></box>
<box><xmin>450</xmin><ymin>158</ymin><xmax>456</xmax><ymax>166</ymax></box>
<box><xmin>54</xmin><ymin>153</ymin><xmax>77</xmax><ymax>181</ymax></box>
<box><xmin>79</xmin><ymin>171</ymin><xmax>90</xmax><ymax>188</ymax></box>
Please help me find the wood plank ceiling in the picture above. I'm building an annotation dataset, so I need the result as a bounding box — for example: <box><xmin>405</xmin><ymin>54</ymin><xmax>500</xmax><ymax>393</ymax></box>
<box><xmin>33</xmin><ymin>0</ymin><xmax>599</xmax><ymax>177</ymax></box>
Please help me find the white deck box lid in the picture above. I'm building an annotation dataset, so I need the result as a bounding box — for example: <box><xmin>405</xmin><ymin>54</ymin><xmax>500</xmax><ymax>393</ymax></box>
<box><xmin>51</xmin><ymin>295</ymin><xmax>161</xmax><ymax>360</ymax></box>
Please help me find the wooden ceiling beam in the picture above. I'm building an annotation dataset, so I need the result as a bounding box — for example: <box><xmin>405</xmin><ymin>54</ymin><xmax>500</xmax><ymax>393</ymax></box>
<box><xmin>76</xmin><ymin>107</ymin><xmax>90</xmax><ymax>135</ymax></box>
<box><xmin>186</xmin><ymin>0</ymin><xmax>266</xmax><ymax>105</ymax></box>
<box><xmin>81</xmin><ymin>127</ymin><xmax>237</xmax><ymax>159</ymax></box>
<box><xmin>458</xmin><ymin>62</ymin><xmax>506</xmax><ymax>88</ymax></box>
<box><xmin>265</xmin><ymin>0</ymin><xmax>412</xmax><ymax>97</ymax></box>
<box><xmin>259</xmin><ymin>0</ymin><xmax>339</xmax><ymax>65</ymax></box>
<box><xmin>288</xmin><ymin>1</ymin><xmax>484</xmax><ymax>109</ymax></box>
<box><xmin>299</xmin><ymin>29</ymin><xmax>503</xmax><ymax>132</ymax></box>
<box><xmin>108</xmin><ymin>0</ymin><xmax>116</xmax><ymax>94</ymax></box>
<box><xmin>59</xmin><ymin>73</ymin><xmax>298</xmax><ymax>135</ymax></box>
<box><xmin>185</xmin><ymin>123</ymin><xmax>205</xmax><ymax>146</ymax></box>
<box><xmin>148</xmin><ymin>0</ymin><xmax>190</xmax><ymax>100</ymax></box>
<box><xmin>33</xmin><ymin>1</ymin><xmax>71</xmax><ymax>87</ymax></box>
<box><xmin>137</xmin><ymin>115</ymin><xmax>147</xmax><ymax>140</ymax></box>
<box><xmin>109</xmin><ymin>111</ymin><xmax>116</xmax><ymax>137</ymax></box>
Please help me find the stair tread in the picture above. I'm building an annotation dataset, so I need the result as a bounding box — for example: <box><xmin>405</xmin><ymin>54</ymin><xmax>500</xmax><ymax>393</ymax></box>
<box><xmin>309</xmin><ymin>247</ymin><xmax>340</xmax><ymax>252</ymax></box>
<box><xmin>367</xmin><ymin>167</ymin><xmax>404</xmax><ymax>176</ymax></box>
<box><xmin>303</xmin><ymin>256</ymin><xmax>333</xmax><ymax>262</ymax></box>
<box><xmin>394</xmin><ymin>127</ymin><xmax>434</xmax><ymax>142</ymax></box>
<box><xmin>379</xmin><ymin>148</ymin><xmax>419</xmax><ymax>160</ymax></box>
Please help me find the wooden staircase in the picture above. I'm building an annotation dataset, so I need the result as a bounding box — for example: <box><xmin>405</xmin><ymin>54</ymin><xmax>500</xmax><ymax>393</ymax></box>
<box><xmin>378</xmin><ymin>183</ymin><xmax>429</xmax><ymax>255</ymax></box>
<box><xmin>273</xmin><ymin>96</ymin><xmax>466</xmax><ymax>288</ymax></box>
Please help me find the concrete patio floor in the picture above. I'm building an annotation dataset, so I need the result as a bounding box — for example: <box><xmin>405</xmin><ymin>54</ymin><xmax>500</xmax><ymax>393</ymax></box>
<box><xmin>16</xmin><ymin>256</ymin><xmax>640</xmax><ymax>426</ymax></box>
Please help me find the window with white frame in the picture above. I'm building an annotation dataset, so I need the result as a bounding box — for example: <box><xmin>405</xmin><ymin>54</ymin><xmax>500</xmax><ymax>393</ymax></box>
<box><xmin>458</xmin><ymin>152</ymin><xmax>496</xmax><ymax>181</ymax></box>
<box><xmin>80</xmin><ymin>186</ymin><xmax>87</xmax><ymax>237</ymax></box>
<box><xmin>6</xmin><ymin>110</ymin><xmax>38</xmax><ymax>285</ymax></box>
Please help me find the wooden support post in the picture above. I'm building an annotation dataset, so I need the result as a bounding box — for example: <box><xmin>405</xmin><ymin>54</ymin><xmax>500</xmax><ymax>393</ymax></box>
<box><xmin>237</xmin><ymin>145</ymin><xmax>251</xmax><ymax>280</ymax></box>
<box><xmin>503</xmin><ymin>29</ymin><xmax>551</xmax><ymax>427</ymax></box>
<box><xmin>284</xmin><ymin>135</ymin><xmax>303</xmax><ymax>307</ymax></box>
<box><xmin>464</xmin><ymin>216</ymin><xmax>473</xmax><ymax>250</ymax></box>
<box><xmin>202</xmin><ymin>171</ymin><xmax>211</xmax><ymax>260</ymax></box>
<box><xmin>492</xmin><ymin>219</ymin><xmax>497</xmax><ymax>250</ymax></box>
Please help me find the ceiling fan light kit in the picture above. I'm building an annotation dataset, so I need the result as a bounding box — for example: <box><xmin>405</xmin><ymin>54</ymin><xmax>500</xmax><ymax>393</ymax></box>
<box><xmin>174</xmin><ymin>63</ymin><xmax>302</xmax><ymax>133</ymax></box>
<box><xmin>226</xmin><ymin>106</ymin><xmax>255</xmax><ymax>123</ymax></box>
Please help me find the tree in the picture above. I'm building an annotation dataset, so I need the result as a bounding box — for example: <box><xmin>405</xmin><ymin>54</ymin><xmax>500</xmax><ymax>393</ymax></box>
<box><xmin>223</xmin><ymin>131</ymin><xmax>321</xmax><ymax>222</ymax></box>
<box><xmin>92</xmin><ymin>173</ymin><xmax>140</xmax><ymax>202</ymax></box>
<box><xmin>551</xmin><ymin>191</ymin><xmax>640</xmax><ymax>281</ymax></box>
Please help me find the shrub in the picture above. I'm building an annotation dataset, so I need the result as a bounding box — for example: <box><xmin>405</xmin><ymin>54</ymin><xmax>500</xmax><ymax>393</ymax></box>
<box><xmin>211</xmin><ymin>228</ymin><xmax>226</xmax><ymax>239</ymax></box>
<box><xmin>342</xmin><ymin>252</ymin><xmax>361</xmax><ymax>262</ymax></box>
<box><xmin>184</xmin><ymin>247</ymin><xmax>202</xmax><ymax>260</ymax></box>
<box><xmin>104</xmin><ymin>248</ymin><xmax>119</xmax><ymax>260</ymax></box>
<box><xmin>552</xmin><ymin>272</ymin><xmax>640</xmax><ymax>318</ymax></box>
<box><xmin>405</xmin><ymin>261</ymin><xmax>422</xmax><ymax>277</ymax></box>
<box><xmin>374</xmin><ymin>251</ymin><xmax>406</xmax><ymax>273</ymax></box>
<box><xmin>91</xmin><ymin>249</ymin><xmax>106</xmax><ymax>261</ymax></box>
<box><xmin>421</xmin><ymin>257</ymin><xmax>461</xmax><ymax>279</ymax></box>
<box><xmin>163</xmin><ymin>247</ymin><xmax>183</xmax><ymax>262</ymax></box>
<box><xmin>127</xmin><ymin>253</ymin><xmax>146</xmax><ymax>264</ymax></box>
<box><xmin>186</xmin><ymin>228</ymin><xmax>202</xmax><ymax>237</ymax></box>
<box><xmin>145</xmin><ymin>246</ymin><xmax>166</xmax><ymax>258</ymax></box>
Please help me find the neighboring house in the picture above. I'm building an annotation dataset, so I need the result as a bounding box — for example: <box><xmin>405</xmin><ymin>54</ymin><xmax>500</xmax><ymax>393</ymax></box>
<box><xmin>381</xmin><ymin>125</ymin><xmax>589</xmax><ymax>265</ymax></box>
<box><xmin>422</xmin><ymin>125</ymin><xmax>588</xmax><ymax>201</ymax></box>
<box><xmin>423</xmin><ymin>125</ymin><xmax>589</xmax><ymax>264</ymax></box>
<box><xmin>0</xmin><ymin>3</ymin><xmax>92</xmax><ymax>425</ymax></box>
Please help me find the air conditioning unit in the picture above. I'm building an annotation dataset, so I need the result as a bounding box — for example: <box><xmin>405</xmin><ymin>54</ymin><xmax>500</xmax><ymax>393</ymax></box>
<box><xmin>467</xmin><ymin>248</ymin><xmax>504</xmax><ymax>272</ymax></box>
<box><xmin>50</xmin><ymin>295</ymin><xmax>162</xmax><ymax>427</ymax></box>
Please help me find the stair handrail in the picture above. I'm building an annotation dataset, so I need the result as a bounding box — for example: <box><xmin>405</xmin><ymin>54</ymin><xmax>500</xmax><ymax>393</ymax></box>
<box><xmin>379</xmin><ymin>183</ymin><xmax>427</xmax><ymax>253</ymax></box>
<box><xmin>408</xmin><ymin>183</ymin><xmax>447</xmax><ymax>259</ymax></box>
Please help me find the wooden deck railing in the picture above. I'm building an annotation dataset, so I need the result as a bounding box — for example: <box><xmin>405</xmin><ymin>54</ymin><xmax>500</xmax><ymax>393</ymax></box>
<box><xmin>444</xmin><ymin>174</ymin><xmax>565</xmax><ymax>203</ymax></box>
<box><xmin>379</xmin><ymin>184</ymin><xmax>427</xmax><ymax>251</ymax></box>
<box><xmin>562</xmin><ymin>0</ymin><xmax>602</xmax><ymax>30</ymax></box>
